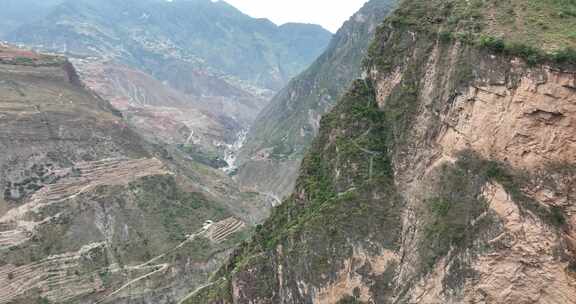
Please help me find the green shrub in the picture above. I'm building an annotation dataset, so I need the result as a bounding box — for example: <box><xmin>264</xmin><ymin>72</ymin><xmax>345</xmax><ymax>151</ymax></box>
<box><xmin>550</xmin><ymin>206</ymin><xmax>567</xmax><ymax>226</ymax></box>
<box><xmin>337</xmin><ymin>296</ymin><xmax>364</xmax><ymax>304</ymax></box>
<box><xmin>453</xmin><ymin>32</ymin><xmax>471</xmax><ymax>43</ymax></box>
<box><xmin>475</xmin><ymin>35</ymin><xmax>552</xmax><ymax>66</ymax></box>
<box><xmin>478</xmin><ymin>35</ymin><xmax>506</xmax><ymax>53</ymax></box>
<box><xmin>12</xmin><ymin>57</ymin><xmax>35</xmax><ymax>65</ymax></box>
<box><xmin>552</xmin><ymin>47</ymin><xmax>576</xmax><ymax>64</ymax></box>
<box><xmin>438</xmin><ymin>31</ymin><xmax>454</xmax><ymax>43</ymax></box>
<box><xmin>506</xmin><ymin>43</ymin><xmax>544</xmax><ymax>65</ymax></box>
<box><xmin>37</xmin><ymin>298</ymin><xmax>51</xmax><ymax>304</ymax></box>
<box><xmin>429</xmin><ymin>198</ymin><xmax>451</xmax><ymax>217</ymax></box>
<box><xmin>568</xmin><ymin>261</ymin><xmax>576</xmax><ymax>273</ymax></box>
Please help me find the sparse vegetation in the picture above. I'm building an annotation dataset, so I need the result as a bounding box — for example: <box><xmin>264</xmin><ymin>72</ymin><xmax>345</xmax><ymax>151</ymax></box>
<box><xmin>485</xmin><ymin>161</ymin><xmax>569</xmax><ymax>228</ymax></box>
<box><xmin>0</xmin><ymin>53</ymin><xmax>65</xmax><ymax>67</ymax></box>
<box><xmin>337</xmin><ymin>295</ymin><xmax>365</xmax><ymax>304</ymax></box>
<box><xmin>190</xmin><ymin>77</ymin><xmax>403</xmax><ymax>303</ymax></box>
<box><xmin>375</xmin><ymin>0</ymin><xmax>576</xmax><ymax>67</ymax></box>
<box><xmin>244</xmin><ymin>0</ymin><xmax>395</xmax><ymax>164</ymax></box>
<box><xmin>12</xmin><ymin>56</ymin><xmax>35</xmax><ymax>65</ymax></box>
<box><xmin>420</xmin><ymin>153</ymin><xmax>493</xmax><ymax>271</ymax></box>
<box><xmin>36</xmin><ymin>297</ymin><xmax>51</xmax><ymax>304</ymax></box>
<box><xmin>419</xmin><ymin>151</ymin><xmax>570</xmax><ymax>277</ymax></box>
<box><xmin>475</xmin><ymin>34</ymin><xmax>576</xmax><ymax>65</ymax></box>
<box><xmin>568</xmin><ymin>261</ymin><xmax>576</xmax><ymax>273</ymax></box>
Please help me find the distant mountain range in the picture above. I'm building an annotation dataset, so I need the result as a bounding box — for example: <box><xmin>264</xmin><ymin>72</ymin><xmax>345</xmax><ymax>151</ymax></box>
<box><xmin>6</xmin><ymin>0</ymin><xmax>331</xmax><ymax>90</ymax></box>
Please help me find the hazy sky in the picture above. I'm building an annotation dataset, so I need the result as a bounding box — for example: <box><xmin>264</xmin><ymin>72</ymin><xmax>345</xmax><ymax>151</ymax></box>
<box><xmin>221</xmin><ymin>0</ymin><xmax>369</xmax><ymax>32</ymax></box>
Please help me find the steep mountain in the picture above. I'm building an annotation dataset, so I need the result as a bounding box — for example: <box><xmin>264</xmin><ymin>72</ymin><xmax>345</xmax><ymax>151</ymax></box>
<box><xmin>7</xmin><ymin>0</ymin><xmax>331</xmax><ymax>91</ymax></box>
<box><xmin>184</xmin><ymin>0</ymin><xmax>576</xmax><ymax>302</ymax></box>
<box><xmin>236</xmin><ymin>0</ymin><xmax>397</xmax><ymax>200</ymax></box>
<box><xmin>0</xmin><ymin>44</ymin><xmax>269</xmax><ymax>304</ymax></box>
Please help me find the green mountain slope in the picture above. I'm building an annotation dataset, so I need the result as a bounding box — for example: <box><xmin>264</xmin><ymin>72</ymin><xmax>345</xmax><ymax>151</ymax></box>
<box><xmin>236</xmin><ymin>0</ymin><xmax>398</xmax><ymax>199</ymax></box>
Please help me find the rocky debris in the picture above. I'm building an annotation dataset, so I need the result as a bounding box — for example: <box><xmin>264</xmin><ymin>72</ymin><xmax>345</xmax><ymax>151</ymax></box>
<box><xmin>464</xmin><ymin>183</ymin><xmax>576</xmax><ymax>303</ymax></box>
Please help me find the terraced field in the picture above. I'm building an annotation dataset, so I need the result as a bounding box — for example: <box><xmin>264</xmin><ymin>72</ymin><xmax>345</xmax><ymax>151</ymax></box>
<box><xmin>0</xmin><ymin>158</ymin><xmax>169</xmax><ymax>251</ymax></box>
<box><xmin>206</xmin><ymin>217</ymin><xmax>245</xmax><ymax>243</ymax></box>
<box><xmin>0</xmin><ymin>243</ymin><xmax>106</xmax><ymax>303</ymax></box>
<box><xmin>0</xmin><ymin>156</ymin><xmax>251</xmax><ymax>303</ymax></box>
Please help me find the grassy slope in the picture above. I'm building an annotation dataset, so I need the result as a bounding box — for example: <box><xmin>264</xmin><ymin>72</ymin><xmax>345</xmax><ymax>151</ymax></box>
<box><xmin>386</xmin><ymin>0</ymin><xmax>576</xmax><ymax>63</ymax></box>
<box><xmin>242</xmin><ymin>0</ymin><xmax>397</xmax><ymax>161</ymax></box>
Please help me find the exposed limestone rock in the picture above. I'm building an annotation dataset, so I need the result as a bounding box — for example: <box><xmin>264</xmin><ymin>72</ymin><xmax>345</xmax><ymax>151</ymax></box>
<box><xmin>312</xmin><ymin>247</ymin><xmax>399</xmax><ymax>303</ymax></box>
<box><xmin>438</xmin><ymin>68</ymin><xmax>576</xmax><ymax>171</ymax></box>
<box><xmin>460</xmin><ymin>183</ymin><xmax>576</xmax><ymax>304</ymax></box>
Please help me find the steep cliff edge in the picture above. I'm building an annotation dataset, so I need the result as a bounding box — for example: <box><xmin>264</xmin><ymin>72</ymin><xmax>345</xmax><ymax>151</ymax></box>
<box><xmin>184</xmin><ymin>0</ymin><xmax>576</xmax><ymax>303</ymax></box>
<box><xmin>0</xmin><ymin>45</ymin><xmax>265</xmax><ymax>304</ymax></box>
<box><xmin>236</xmin><ymin>0</ymin><xmax>397</xmax><ymax>200</ymax></box>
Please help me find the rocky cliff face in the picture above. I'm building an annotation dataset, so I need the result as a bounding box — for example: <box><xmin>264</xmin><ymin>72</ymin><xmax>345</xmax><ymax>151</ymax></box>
<box><xmin>0</xmin><ymin>45</ymin><xmax>268</xmax><ymax>304</ymax></box>
<box><xmin>185</xmin><ymin>0</ymin><xmax>576</xmax><ymax>302</ymax></box>
<box><xmin>236</xmin><ymin>0</ymin><xmax>397</xmax><ymax>200</ymax></box>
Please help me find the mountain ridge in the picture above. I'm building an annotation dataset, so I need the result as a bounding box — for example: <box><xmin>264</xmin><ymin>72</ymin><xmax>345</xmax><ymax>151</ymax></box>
<box><xmin>7</xmin><ymin>0</ymin><xmax>332</xmax><ymax>90</ymax></box>
<box><xmin>236</xmin><ymin>0</ymin><xmax>398</xmax><ymax>199</ymax></box>
<box><xmin>183</xmin><ymin>0</ymin><xmax>576</xmax><ymax>302</ymax></box>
